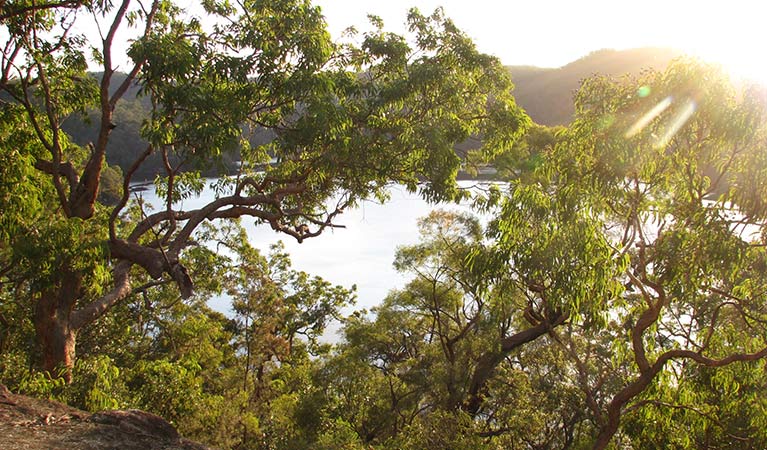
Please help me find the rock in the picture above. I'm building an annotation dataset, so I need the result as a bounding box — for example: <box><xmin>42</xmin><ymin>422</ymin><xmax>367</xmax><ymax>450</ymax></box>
<box><xmin>89</xmin><ymin>409</ymin><xmax>180</xmax><ymax>440</ymax></box>
<box><xmin>0</xmin><ymin>385</ymin><xmax>213</xmax><ymax>450</ymax></box>
<box><xmin>0</xmin><ymin>383</ymin><xmax>17</xmax><ymax>405</ymax></box>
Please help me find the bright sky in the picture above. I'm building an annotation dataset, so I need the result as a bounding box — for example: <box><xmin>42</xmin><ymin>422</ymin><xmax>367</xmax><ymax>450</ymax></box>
<box><xmin>314</xmin><ymin>0</ymin><xmax>767</xmax><ymax>83</ymax></box>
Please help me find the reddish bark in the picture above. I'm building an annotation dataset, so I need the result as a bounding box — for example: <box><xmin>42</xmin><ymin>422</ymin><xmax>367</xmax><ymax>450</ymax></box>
<box><xmin>591</xmin><ymin>347</ymin><xmax>767</xmax><ymax>449</ymax></box>
<box><xmin>34</xmin><ymin>273</ymin><xmax>82</xmax><ymax>383</ymax></box>
<box><xmin>33</xmin><ymin>264</ymin><xmax>132</xmax><ymax>382</ymax></box>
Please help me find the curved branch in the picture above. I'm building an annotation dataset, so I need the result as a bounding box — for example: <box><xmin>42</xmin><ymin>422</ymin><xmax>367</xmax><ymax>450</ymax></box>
<box><xmin>109</xmin><ymin>144</ymin><xmax>154</xmax><ymax>240</ymax></box>
<box><xmin>109</xmin><ymin>239</ymin><xmax>166</xmax><ymax>279</ymax></box>
<box><xmin>34</xmin><ymin>159</ymin><xmax>78</xmax><ymax>188</ymax></box>
<box><xmin>70</xmin><ymin>0</ymin><xmax>133</xmax><ymax>219</ymax></box>
<box><xmin>107</xmin><ymin>0</ymin><xmax>161</xmax><ymax>107</ymax></box>
<box><xmin>464</xmin><ymin>308</ymin><xmax>567</xmax><ymax>415</ymax></box>
<box><xmin>594</xmin><ymin>341</ymin><xmax>767</xmax><ymax>450</ymax></box>
<box><xmin>109</xmin><ymin>239</ymin><xmax>193</xmax><ymax>298</ymax></box>
<box><xmin>167</xmin><ymin>194</ymin><xmax>278</xmax><ymax>253</ymax></box>
<box><xmin>656</xmin><ymin>346</ymin><xmax>767</xmax><ymax>369</ymax></box>
<box><xmin>629</xmin><ymin>279</ymin><xmax>667</xmax><ymax>375</ymax></box>
<box><xmin>71</xmin><ymin>261</ymin><xmax>132</xmax><ymax>329</ymax></box>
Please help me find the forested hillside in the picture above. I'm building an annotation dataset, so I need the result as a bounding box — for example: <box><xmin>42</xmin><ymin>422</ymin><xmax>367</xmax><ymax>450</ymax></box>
<box><xmin>509</xmin><ymin>47</ymin><xmax>683</xmax><ymax>125</ymax></box>
<box><xmin>61</xmin><ymin>48</ymin><xmax>683</xmax><ymax>178</ymax></box>
<box><xmin>3</xmin><ymin>1</ymin><xmax>767</xmax><ymax>449</ymax></box>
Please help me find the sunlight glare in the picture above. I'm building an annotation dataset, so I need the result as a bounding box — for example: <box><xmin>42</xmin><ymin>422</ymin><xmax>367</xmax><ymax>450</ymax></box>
<box><xmin>654</xmin><ymin>99</ymin><xmax>696</xmax><ymax>149</ymax></box>
<box><xmin>672</xmin><ymin>6</ymin><xmax>767</xmax><ymax>87</ymax></box>
<box><xmin>720</xmin><ymin>54</ymin><xmax>767</xmax><ymax>87</ymax></box>
<box><xmin>625</xmin><ymin>96</ymin><xmax>672</xmax><ymax>138</ymax></box>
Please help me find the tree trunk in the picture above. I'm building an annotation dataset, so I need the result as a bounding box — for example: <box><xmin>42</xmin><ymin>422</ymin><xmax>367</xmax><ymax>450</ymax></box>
<box><xmin>591</xmin><ymin>369</ymin><xmax>658</xmax><ymax>449</ymax></box>
<box><xmin>34</xmin><ymin>310</ymin><xmax>77</xmax><ymax>383</ymax></box>
<box><xmin>592</xmin><ymin>418</ymin><xmax>620</xmax><ymax>450</ymax></box>
<box><xmin>33</xmin><ymin>273</ymin><xmax>83</xmax><ymax>383</ymax></box>
<box><xmin>464</xmin><ymin>310</ymin><xmax>566</xmax><ymax>415</ymax></box>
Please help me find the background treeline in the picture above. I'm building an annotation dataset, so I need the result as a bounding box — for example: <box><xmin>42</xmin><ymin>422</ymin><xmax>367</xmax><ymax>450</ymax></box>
<box><xmin>62</xmin><ymin>48</ymin><xmax>681</xmax><ymax>181</ymax></box>
<box><xmin>508</xmin><ymin>47</ymin><xmax>683</xmax><ymax>125</ymax></box>
<box><xmin>3</xmin><ymin>1</ymin><xmax>767</xmax><ymax>449</ymax></box>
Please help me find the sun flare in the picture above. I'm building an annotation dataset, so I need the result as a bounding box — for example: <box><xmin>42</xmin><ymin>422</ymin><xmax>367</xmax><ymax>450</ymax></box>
<box><xmin>695</xmin><ymin>47</ymin><xmax>767</xmax><ymax>87</ymax></box>
<box><xmin>657</xmin><ymin>3</ymin><xmax>767</xmax><ymax>87</ymax></box>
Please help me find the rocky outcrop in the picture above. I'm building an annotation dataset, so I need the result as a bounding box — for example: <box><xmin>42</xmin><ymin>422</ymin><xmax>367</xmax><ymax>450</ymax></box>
<box><xmin>0</xmin><ymin>384</ymin><xmax>212</xmax><ymax>450</ymax></box>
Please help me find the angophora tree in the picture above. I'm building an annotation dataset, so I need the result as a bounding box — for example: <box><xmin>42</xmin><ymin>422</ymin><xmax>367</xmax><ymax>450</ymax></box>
<box><xmin>523</xmin><ymin>61</ymin><xmax>767</xmax><ymax>448</ymax></box>
<box><xmin>0</xmin><ymin>0</ymin><xmax>528</xmax><ymax>379</ymax></box>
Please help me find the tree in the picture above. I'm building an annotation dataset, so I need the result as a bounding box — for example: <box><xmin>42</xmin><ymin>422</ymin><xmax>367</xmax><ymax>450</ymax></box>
<box><xmin>514</xmin><ymin>59</ymin><xmax>767</xmax><ymax>448</ymax></box>
<box><xmin>0</xmin><ymin>216</ymin><xmax>356</xmax><ymax>449</ymax></box>
<box><xmin>308</xmin><ymin>208</ymin><xmax>617</xmax><ymax>447</ymax></box>
<box><xmin>0</xmin><ymin>0</ymin><xmax>528</xmax><ymax>379</ymax></box>
<box><xmin>492</xmin><ymin>123</ymin><xmax>563</xmax><ymax>180</ymax></box>
<box><xmin>319</xmin><ymin>59</ymin><xmax>767</xmax><ymax>449</ymax></box>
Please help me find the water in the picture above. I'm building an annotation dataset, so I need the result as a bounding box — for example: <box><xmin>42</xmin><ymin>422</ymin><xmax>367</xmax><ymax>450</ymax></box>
<box><xmin>132</xmin><ymin>181</ymin><xmax>485</xmax><ymax>314</ymax></box>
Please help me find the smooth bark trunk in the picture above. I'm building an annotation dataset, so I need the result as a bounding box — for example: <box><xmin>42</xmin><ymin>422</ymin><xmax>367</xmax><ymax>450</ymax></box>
<box><xmin>32</xmin><ymin>263</ymin><xmax>131</xmax><ymax>382</ymax></box>
<box><xmin>34</xmin><ymin>274</ymin><xmax>82</xmax><ymax>383</ymax></box>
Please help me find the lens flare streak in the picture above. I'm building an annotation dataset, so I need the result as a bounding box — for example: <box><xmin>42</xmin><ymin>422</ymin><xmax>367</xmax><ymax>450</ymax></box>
<box><xmin>654</xmin><ymin>99</ymin><xmax>697</xmax><ymax>149</ymax></box>
<box><xmin>625</xmin><ymin>96</ymin><xmax>673</xmax><ymax>138</ymax></box>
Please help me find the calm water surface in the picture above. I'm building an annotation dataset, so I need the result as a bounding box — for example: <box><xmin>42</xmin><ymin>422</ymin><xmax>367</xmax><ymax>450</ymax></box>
<box><xmin>135</xmin><ymin>181</ymin><xmax>486</xmax><ymax>314</ymax></box>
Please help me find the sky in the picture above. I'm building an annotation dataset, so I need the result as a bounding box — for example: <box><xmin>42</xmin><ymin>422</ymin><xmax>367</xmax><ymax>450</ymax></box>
<box><xmin>42</xmin><ymin>0</ymin><xmax>765</xmax><ymax>84</ymax></box>
<box><xmin>313</xmin><ymin>0</ymin><xmax>767</xmax><ymax>83</ymax></box>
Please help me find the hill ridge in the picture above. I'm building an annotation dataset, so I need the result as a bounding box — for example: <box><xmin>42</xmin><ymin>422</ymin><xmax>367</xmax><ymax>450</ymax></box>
<box><xmin>508</xmin><ymin>47</ymin><xmax>685</xmax><ymax>125</ymax></box>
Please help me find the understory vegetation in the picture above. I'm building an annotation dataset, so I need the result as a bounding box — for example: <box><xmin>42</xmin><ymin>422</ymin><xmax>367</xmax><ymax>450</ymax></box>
<box><xmin>2</xmin><ymin>1</ymin><xmax>767</xmax><ymax>448</ymax></box>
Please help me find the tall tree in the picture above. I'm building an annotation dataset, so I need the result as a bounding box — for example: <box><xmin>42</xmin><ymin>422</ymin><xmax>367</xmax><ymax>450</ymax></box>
<box><xmin>0</xmin><ymin>1</ymin><xmax>528</xmax><ymax>379</ymax></box>
<box><xmin>525</xmin><ymin>60</ymin><xmax>767</xmax><ymax>448</ymax></box>
<box><xmin>312</xmin><ymin>208</ymin><xmax>619</xmax><ymax>446</ymax></box>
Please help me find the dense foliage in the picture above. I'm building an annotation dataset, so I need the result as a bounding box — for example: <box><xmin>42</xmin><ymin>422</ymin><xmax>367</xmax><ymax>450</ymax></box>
<box><xmin>2</xmin><ymin>1</ymin><xmax>767</xmax><ymax>449</ymax></box>
<box><xmin>0</xmin><ymin>0</ymin><xmax>526</xmax><ymax>381</ymax></box>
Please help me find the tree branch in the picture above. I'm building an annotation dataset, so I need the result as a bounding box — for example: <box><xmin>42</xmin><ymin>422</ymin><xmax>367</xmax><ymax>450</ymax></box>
<box><xmin>71</xmin><ymin>261</ymin><xmax>132</xmax><ymax>329</ymax></box>
<box><xmin>0</xmin><ymin>0</ymin><xmax>82</xmax><ymax>21</ymax></box>
<box><xmin>464</xmin><ymin>308</ymin><xmax>567</xmax><ymax>415</ymax></box>
<box><xmin>109</xmin><ymin>144</ymin><xmax>154</xmax><ymax>240</ymax></box>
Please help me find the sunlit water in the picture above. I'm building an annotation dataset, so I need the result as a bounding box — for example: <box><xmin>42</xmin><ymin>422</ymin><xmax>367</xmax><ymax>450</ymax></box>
<box><xmin>133</xmin><ymin>181</ymin><xmax>487</xmax><ymax>315</ymax></box>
